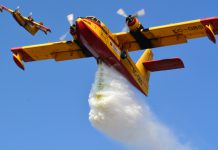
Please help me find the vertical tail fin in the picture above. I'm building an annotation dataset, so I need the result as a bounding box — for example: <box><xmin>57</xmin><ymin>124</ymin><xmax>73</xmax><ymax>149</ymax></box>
<box><xmin>136</xmin><ymin>49</ymin><xmax>153</xmax><ymax>95</ymax></box>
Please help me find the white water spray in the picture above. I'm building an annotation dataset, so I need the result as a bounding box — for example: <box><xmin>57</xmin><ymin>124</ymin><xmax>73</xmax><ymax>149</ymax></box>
<box><xmin>89</xmin><ymin>63</ymin><xmax>193</xmax><ymax>150</ymax></box>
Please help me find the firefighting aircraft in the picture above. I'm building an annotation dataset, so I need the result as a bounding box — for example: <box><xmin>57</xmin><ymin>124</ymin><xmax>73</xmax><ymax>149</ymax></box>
<box><xmin>10</xmin><ymin>9</ymin><xmax>218</xmax><ymax>96</ymax></box>
<box><xmin>0</xmin><ymin>5</ymin><xmax>51</xmax><ymax>35</ymax></box>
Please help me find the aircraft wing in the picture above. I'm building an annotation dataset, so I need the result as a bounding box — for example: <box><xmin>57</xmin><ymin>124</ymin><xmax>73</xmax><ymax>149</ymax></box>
<box><xmin>0</xmin><ymin>5</ymin><xmax>14</xmax><ymax>13</ymax></box>
<box><xmin>32</xmin><ymin>21</ymin><xmax>51</xmax><ymax>34</ymax></box>
<box><xmin>11</xmin><ymin>41</ymin><xmax>92</xmax><ymax>70</ymax></box>
<box><xmin>114</xmin><ymin>17</ymin><xmax>218</xmax><ymax>51</ymax></box>
<box><xmin>0</xmin><ymin>5</ymin><xmax>51</xmax><ymax>35</ymax></box>
<box><xmin>20</xmin><ymin>16</ymin><xmax>51</xmax><ymax>34</ymax></box>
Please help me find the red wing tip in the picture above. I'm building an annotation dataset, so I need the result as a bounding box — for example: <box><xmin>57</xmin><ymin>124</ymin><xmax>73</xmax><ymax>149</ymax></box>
<box><xmin>205</xmin><ymin>26</ymin><xmax>216</xmax><ymax>43</ymax></box>
<box><xmin>201</xmin><ymin>17</ymin><xmax>218</xmax><ymax>21</ymax></box>
<box><xmin>200</xmin><ymin>17</ymin><xmax>218</xmax><ymax>34</ymax></box>
<box><xmin>39</xmin><ymin>24</ymin><xmax>51</xmax><ymax>32</ymax></box>
<box><xmin>11</xmin><ymin>47</ymin><xmax>35</xmax><ymax>62</ymax></box>
<box><xmin>13</xmin><ymin>54</ymin><xmax>25</xmax><ymax>70</ymax></box>
<box><xmin>44</xmin><ymin>28</ymin><xmax>51</xmax><ymax>33</ymax></box>
<box><xmin>11</xmin><ymin>47</ymin><xmax>23</xmax><ymax>52</ymax></box>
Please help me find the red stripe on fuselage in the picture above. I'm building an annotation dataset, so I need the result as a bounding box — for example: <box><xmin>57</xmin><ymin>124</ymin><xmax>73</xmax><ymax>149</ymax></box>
<box><xmin>76</xmin><ymin>19</ymin><xmax>145</xmax><ymax>95</ymax></box>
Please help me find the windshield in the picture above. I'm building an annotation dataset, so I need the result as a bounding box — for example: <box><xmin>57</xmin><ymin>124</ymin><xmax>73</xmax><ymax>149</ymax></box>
<box><xmin>85</xmin><ymin>16</ymin><xmax>101</xmax><ymax>24</ymax></box>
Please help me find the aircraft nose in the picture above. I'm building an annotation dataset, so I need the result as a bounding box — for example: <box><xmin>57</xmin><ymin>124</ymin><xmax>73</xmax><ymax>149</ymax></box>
<box><xmin>76</xmin><ymin>18</ymin><xmax>83</xmax><ymax>25</ymax></box>
<box><xmin>75</xmin><ymin>18</ymin><xmax>87</xmax><ymax>32</ymax></box>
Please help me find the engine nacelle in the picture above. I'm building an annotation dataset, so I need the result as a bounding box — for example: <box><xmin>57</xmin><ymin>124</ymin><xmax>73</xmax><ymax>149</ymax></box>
<box><xmin>70</xmin><ymin>24</ymin><xmax>78</xmax><ymax>40</ymax></box>
<box><xmin>126</xmin><ymin>16</ymin><xmax>144</xmax><ymax>31</ymax></box>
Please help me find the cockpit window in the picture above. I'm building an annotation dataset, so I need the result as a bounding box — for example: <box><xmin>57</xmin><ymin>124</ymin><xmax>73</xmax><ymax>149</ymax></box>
<box><xmin>85</xmin><ymin>16</ymin><xmax>101</xmax><ymax>24</ymax></box>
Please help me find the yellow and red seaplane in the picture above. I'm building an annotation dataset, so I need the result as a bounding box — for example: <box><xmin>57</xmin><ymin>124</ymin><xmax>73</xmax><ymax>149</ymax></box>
<box><xmin>0</xmin><ymin>5</ymin><xmax>51</xmax><ymax>35</ymax></box>
<box><xmin>10</xmin><ymin>9</ymin><xmax>218</xmax><ymax>96</ymax></box>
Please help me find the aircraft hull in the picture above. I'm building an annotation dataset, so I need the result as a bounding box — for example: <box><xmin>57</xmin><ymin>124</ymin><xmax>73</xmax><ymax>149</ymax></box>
<box><xmin>76</xmin><ymin>19</ymin><xmax>146</xmax><ymax>95</ymax></box>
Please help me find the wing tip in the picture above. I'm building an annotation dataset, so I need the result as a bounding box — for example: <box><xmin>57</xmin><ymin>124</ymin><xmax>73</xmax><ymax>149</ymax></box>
<box><xmin>11</xmin><ymin>47</ymin><xmax>34</xmax><ymax>62</ymax></box>
<box><xmin>200</xmin><ymin>17</ymin><xmax>218</xmax><ymax>34</ymax></box>
<box><xmin>13</xmin><ymin>54</ymin><xmax>25</xmax><ymax>70</ymax></box>
<box><xmin>11</xmin><ymin>47</ymin><xmax>23</xmax><ymax>52</ymax></box>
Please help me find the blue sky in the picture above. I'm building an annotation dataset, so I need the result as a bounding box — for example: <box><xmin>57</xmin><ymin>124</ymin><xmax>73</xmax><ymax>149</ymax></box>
<box><xmin>0</xmin><ymin>0</ymin><xmax>218</xmax><ymax>150</ymax></box>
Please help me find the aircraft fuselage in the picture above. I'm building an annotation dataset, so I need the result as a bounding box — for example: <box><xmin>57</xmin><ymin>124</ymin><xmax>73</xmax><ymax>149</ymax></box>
<box><xmin>75</xmin><ymin>18</ymin><xmax>148</xmax><ymax>95</ymax></box>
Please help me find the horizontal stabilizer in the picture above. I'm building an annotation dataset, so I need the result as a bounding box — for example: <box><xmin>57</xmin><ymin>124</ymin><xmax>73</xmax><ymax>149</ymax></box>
<box><xmin>143</xmin><ymin>58</ymin><xmax>184</xmax><ymax>72</ymax></box>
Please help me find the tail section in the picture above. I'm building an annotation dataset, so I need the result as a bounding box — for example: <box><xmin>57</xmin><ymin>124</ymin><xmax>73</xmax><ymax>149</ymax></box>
<box><xmin>143</xmin><ymin>58</ymin><xmax>184</xmax><ymax>72</ymax></box>
<box><xmin>136</xmin><ymin>49</ymin><xmax>153</xmax><ymax>95</ymax></box>
<box><xmin>136</xmin><ymin>49</ymin><xmax>185</xmax><ymax>95</ymax></box>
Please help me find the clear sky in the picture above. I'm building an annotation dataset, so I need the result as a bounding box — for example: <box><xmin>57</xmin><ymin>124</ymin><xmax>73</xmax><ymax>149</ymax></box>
<box><xmin>0</xmin><ymin>0</ymin><xmax>218</xmax><ymax>150</ymax></box>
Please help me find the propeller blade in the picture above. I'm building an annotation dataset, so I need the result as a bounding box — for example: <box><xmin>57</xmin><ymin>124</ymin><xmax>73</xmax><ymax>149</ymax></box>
<box><xmin>117</xmin><ymin>8</ymin><xmax>127</xmax><ymax>18</ymax></box>
<box><xmin>29</xmin><ymin>12</ymin><xmax>32</xmax><ymax>16</ymax></box>
<box><xmin>59</xmin><ymin>31</ymin><xmax>69</xmax><ymax>41</ymax></box>
<box><xmin>14</xmin><ymin>6</ymin><xmax>20</xmax><ymax>12</ymax></box>
<box><xmin>134</xmin><ymin>9</ymin><xmax>145</xmax><ymax>17</ymax></box>
<box><xmin>67</xmin><ymin>13</ymin><xmax>74</xmax><ymax>26</ymax></box>
<box><xmin>122</xmin><ymin>24</ymin><xmax>129</xmax><ymax>32</ymax></box>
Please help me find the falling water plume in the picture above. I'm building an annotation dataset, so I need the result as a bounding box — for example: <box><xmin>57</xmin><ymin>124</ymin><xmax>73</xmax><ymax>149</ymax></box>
<box><xmin>89</xmin><ymin>63</ymin><xmax>193</xmax><ymax>150</ymax></box>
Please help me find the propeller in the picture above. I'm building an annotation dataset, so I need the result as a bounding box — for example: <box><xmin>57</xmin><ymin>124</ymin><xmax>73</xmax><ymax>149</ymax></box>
<box><xmin>59</xmin><ymin>13</ymin><xmax>75</xmax><ymax>41</ymax></box>
<box><xmin>117</xmin><ymin>8</ymin><xmax>145</xmax><ymax>32</ymax></box>
<box><xmin>59</xmin><ymin>31</ymin><xmax>69</xmax><ymax>41</ymax></box>
<box><xmin>133</xmin><ymin>9</ymin><xmax>145</xmax><ymax>17</ymax></box>
<box><xmin>117</xmin><ymin>8</ymin><xmax>127</xmax><ymax>18</ymax></box>
<box><xmin>29</xmin><ymin>12</ymin><xmax>32</xmax><ymax>17</ymax></box>
<box><xmin>67</xmin><ymin>13</ymin><xmax>74</xmax><ymax>26</ymax></box>
<box><xmin>121</xmin><ymin>25</ymin><xmax>129</xmax><ymax>32</ymax></box>
<box><xmin>28</xmin><ymin>12</ymin><xmax>33</xmax><ymax>20</ymax></box>
<box><xmin>15</xmin><ymin>6</ymin><xmax>20</xmax><ymax>12</ymax></box>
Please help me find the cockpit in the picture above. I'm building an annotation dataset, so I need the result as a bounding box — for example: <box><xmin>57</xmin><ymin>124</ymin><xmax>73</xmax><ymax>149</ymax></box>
<box><xmin>85</xmin><ymin>16</ymin><xmax>101</xmax><ymax>24</ymax></box>
<box><xmin>82</xmin><ymin>16</ymin><xmax>119</xmax><ymax>45</ymax></box>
